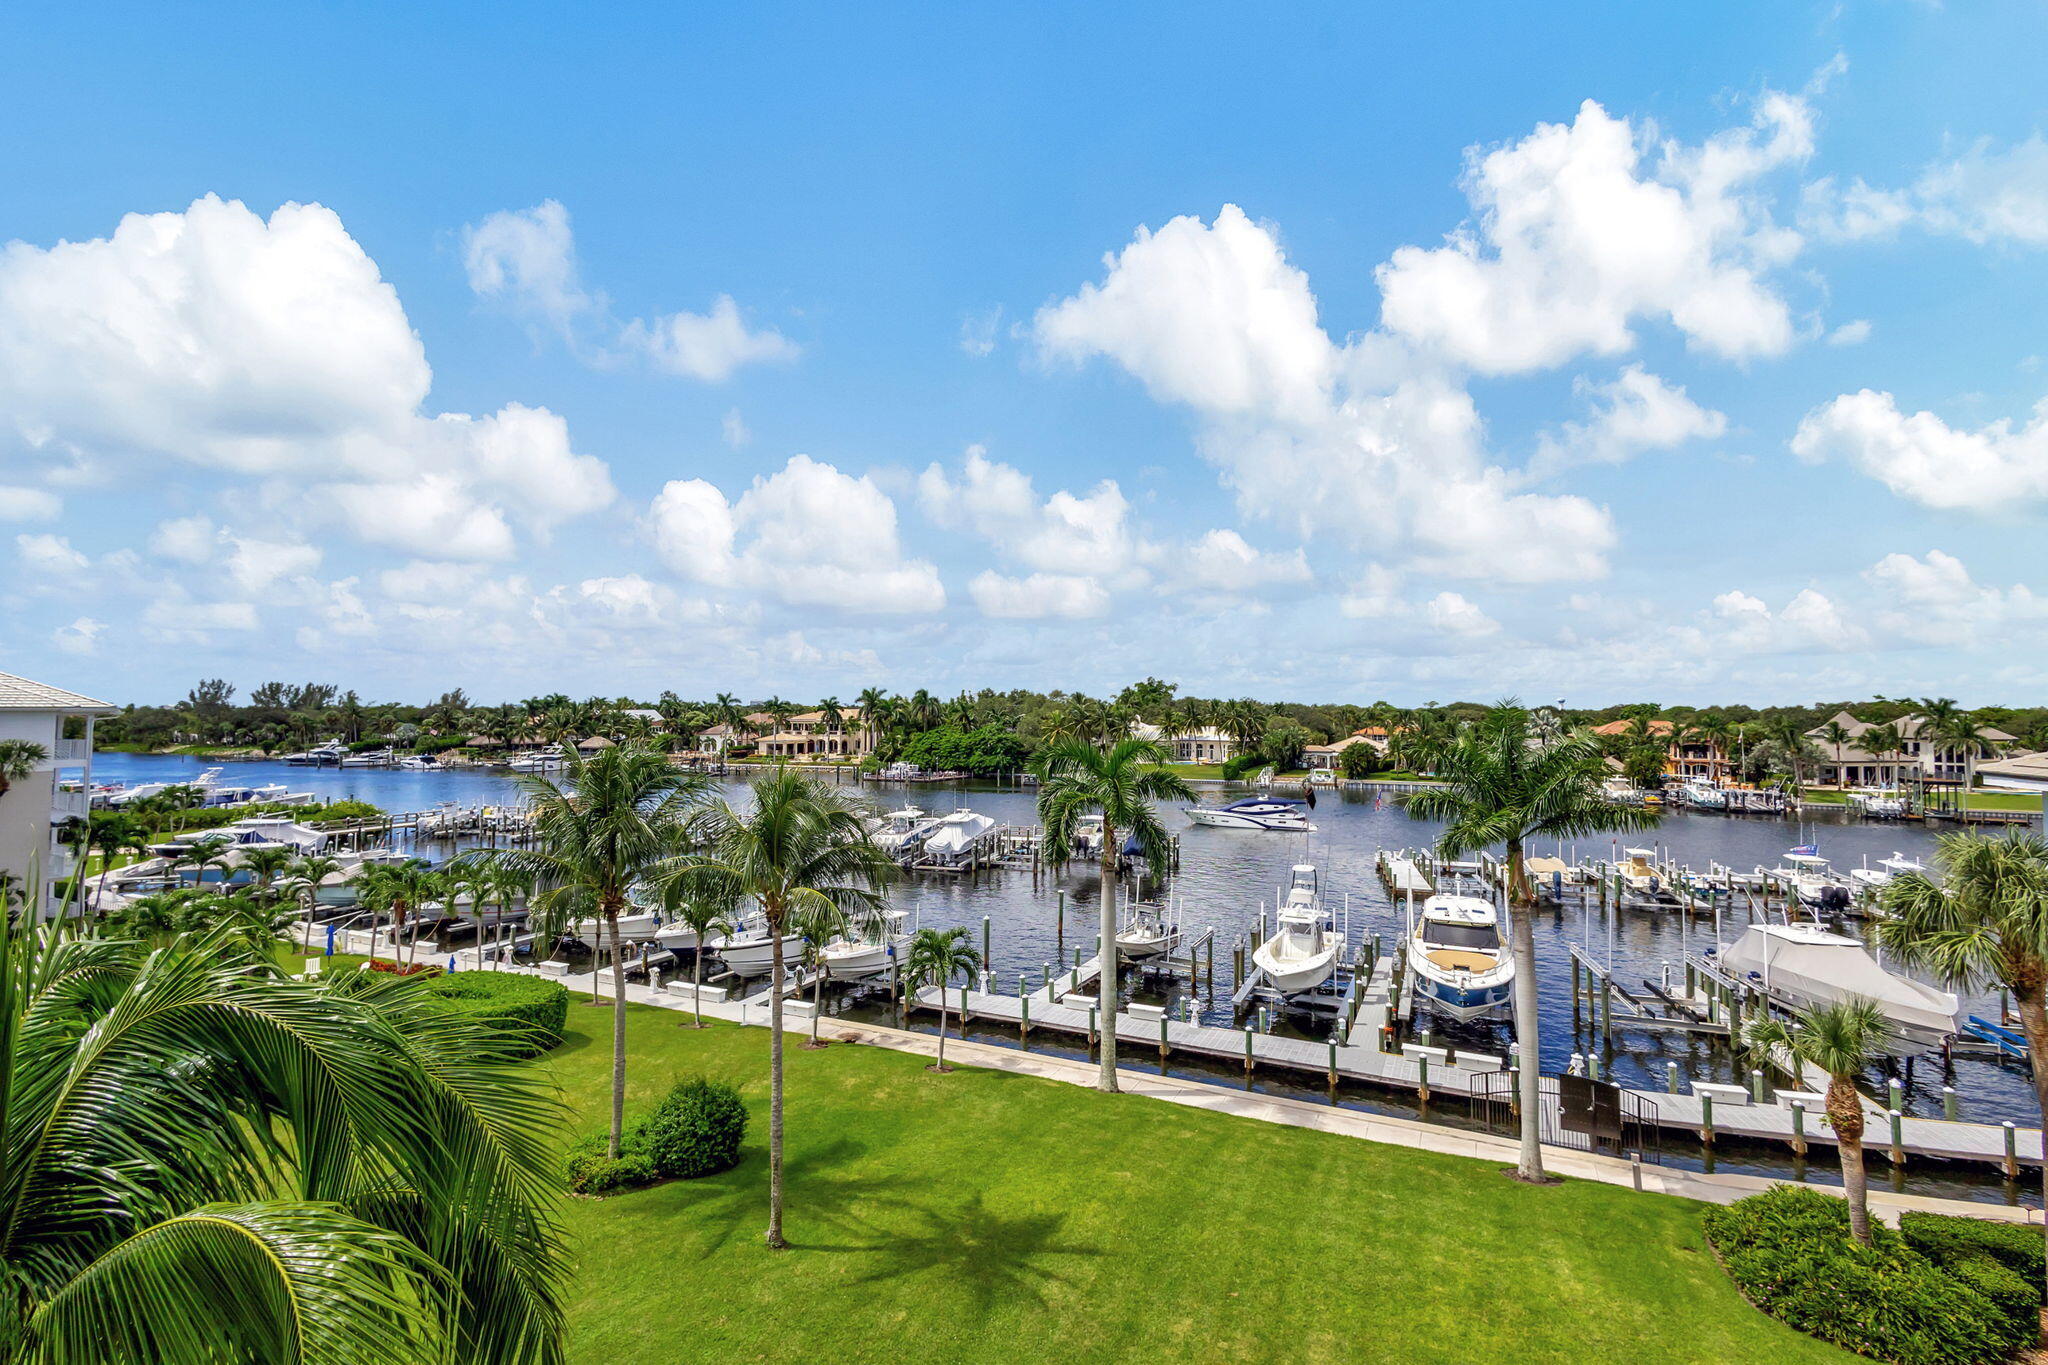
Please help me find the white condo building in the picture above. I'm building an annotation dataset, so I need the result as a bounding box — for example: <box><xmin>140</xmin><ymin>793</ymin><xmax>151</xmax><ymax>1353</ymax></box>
<box><xmin>0</xmin><ymin>672</ymin><xmax>115</xmax><ymax>914</ymax></box>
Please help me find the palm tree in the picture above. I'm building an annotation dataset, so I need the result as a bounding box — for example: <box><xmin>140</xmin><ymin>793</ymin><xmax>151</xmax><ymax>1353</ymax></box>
<box><xmin>1879</xmin><ymin>831</ymin><xmax>2048</xmax><ymax>1291</ymax></box>
<box><xmin>1742</xmin><ymin>999</ymin><xmax>1889</xmax><ymax>1246</ymax></box>
<box><xmin>854</xmin><ymin>687</ymin><xmax>891</xmax><ymax>752</ymax></box>
<box><xmin>179</xmin><ymin>843</ymin><xmax>234</xmax><ymax>896</ymax></box>
<box><xmin>500</xmin><ymin>742</ymin><xmax>704</xmax><ymax>1158</ymax></box>
<box><xmin>904</xmin><ymin>926</ymin><xmax>983</xmax><ymax>1072</ymax></box>
<box><xmin>1032</xmin><ymin>737</ymin><xmax>1193</xmax><ymax>1093</ymax></box>
<box><xmin>1815</xmin><ymin>718</ymin><xmax>1854</xmax><ymax>786</ymax></box>
<box><xmin>1404</xmin><ymin>701</ymin><xmax>1661</xmax><ymax>1183</ymax></box>
<box><xmin>238</xmin><ymin>845</ymin><xmax>296</xmax><ymax>901</ymax></box>
<box><xmin>657</xmin><ymin>885</ymin><xmax>735</xmax><ymax>1027</ymax></box>
<box><xmin>284</xmin><ymin>853</ymin><xmax>341</xmax><ymax>929</ymax></box>
<box><xmin>677</xmin><ymin>769</ymin><xmax>894</xmax><ymax>1248</ymax></box>
<box><xmin>1762</xmin><ymin>715</ymin><xmax>1820</xmax><ymax>795</ymax></box>
<box><xmin>0</xmin><ymin>740</ymin><xmax>49</xmax><ymax>799</ymax></box>
<box><xmin>1932</xmin><ymin>712</ymin><xmax>2000</xmax><ymax>796</ymax></box>
<box><xmin>0</xmin><ymin>923</ymin><xmax>567</xmax><ymax>1360</ymax></box>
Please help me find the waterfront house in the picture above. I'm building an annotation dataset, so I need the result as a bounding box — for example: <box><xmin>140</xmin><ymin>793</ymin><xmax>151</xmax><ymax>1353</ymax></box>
<box><xmin>755</xmin><ymin>710</ymin><xmax>873</xmax><ymax>760</ymax></box>
<box><xmin>0</xmin><ymin>671</ymin><xmax>116</xmax><ymax>914</ymax></box>
<box><xmin>696</xmin><ymin>713</ymin><xmax>776</xmax><ymax>755</ymax></box>
<box><xmin>1973</xmin><ymin>750</ymin><xmax>2048</xmax><ymax>795</ymax></box>
<box><xmin>1802</xmin><ymin>711</ymin><xmax>2017</xmax><ymax>788</ymax></box>
<box><xmin>1589</xmin><ymin>719</ymin><xmax>1734</xmax><ymax>782</ymax></box>
<box><xmin>1303</xmin><ymin>734</ymin><xmax>1382</xmax><ymax>770</ymax></box>
<box><xmin>1132</xmin><ymin>723</ymin><xmax>1238</xmax><ymax>766</ymax></box>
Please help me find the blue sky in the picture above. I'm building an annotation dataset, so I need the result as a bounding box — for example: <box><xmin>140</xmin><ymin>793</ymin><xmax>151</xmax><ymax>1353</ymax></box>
<box><xmin>3</xmin><ymin>2</ymin><xmax>2047</xmax><ymax>706</ymax></box>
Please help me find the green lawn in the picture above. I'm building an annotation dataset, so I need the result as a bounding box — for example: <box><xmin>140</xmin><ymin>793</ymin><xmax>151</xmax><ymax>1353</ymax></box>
<box><xmin>539</xmin><ymin>1006</ymin><xmax>1844</xmax><ymax>1364</ymax></box>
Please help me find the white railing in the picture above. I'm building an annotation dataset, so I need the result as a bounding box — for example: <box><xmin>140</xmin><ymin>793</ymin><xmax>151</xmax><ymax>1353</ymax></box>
<box><xmin>51</xmin><ymin>739</ymin><xmax>89</xmax><ymax>761</ymax></box>
<box><xmin>50</xmin><ymin>788</ymin><xmax>88</xmax><ymax>820</ymax></box>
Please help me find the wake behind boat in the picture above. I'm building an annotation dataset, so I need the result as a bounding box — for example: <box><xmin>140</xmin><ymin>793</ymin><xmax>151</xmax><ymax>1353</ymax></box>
<box><xmin>1186</xmin><ymin>797</ymin><xmax>1316</xmax><ymax>832</ymax></box>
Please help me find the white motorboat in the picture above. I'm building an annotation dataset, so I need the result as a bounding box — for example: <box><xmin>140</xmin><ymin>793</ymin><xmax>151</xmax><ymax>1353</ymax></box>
<box><xmin>1405</xmin><ymin>893</ymin><xmax>1513</xmax><ymax>1021</ymax></box>
<box><xmin>285</xmin><ymin>740</ymin><xmax>349</xmax><ymax>765</ymax></box>
<box><xmin>1850</xmin><ymin>852</ymin><xmax>1928</xmax><ymax>891</ymax></box>
<box><xmin>872</xmin><ymin>806</ymin><xmax>939</xmax><ymax>858</ymax></box>
<box><xmin>565</xmin><ymin>910</ymin><xmax>660</xmax><ymax>943</ymax></box>
<box><xmin>396</xmin><ymin>755</ymin><xmax>441</xmax><ymax>771</ymax></box>
<box><xmin>1682</xmin><ymin>782</ymin><xmax>1728</xmax><ymax>810</ymax></box>
<box><xmin>1618</xmin><ymin>848</ymin><xmax>1661</xmax><ymax>894</ymax></box>
<box><xmin>919</xmin><ymin>809</ymin><xmax>998</xmax><ymax>866</ymax></box>
<box><xmin>1600</xmin><ymin>777</ymin><xmax>1647</xmax><ymax>806</ymax></box>
<box><xmin>1069</xmin><ymin>813</ymin><xmax>1106</xmax><ymax>857</ymax></box>
<box><xmin>1783</xmin><ymin>852</ymin><xmax>1851</xmax><ymax>910</ymax></box>
<box><xmin>105</xmin><ymin>767</ymin><xmax>223</xmax><ymax>808</ymax></box>
<box><xmin>1185</xmin><ymin>797</ymin><xmax>1316</xmax><ymax>832</ymax></box>
<box><xmin>1115</xmin><ymin>901</ymin><xmax>1178</xmax><ymax>961</ymax></box>
<box><xmin>819</xmin><ymin>909</ymin><xmax>912</xmax><ymax>980</ymax></box>
<box><xmin>340</xmin><ymin>748</ymin><xmax>395</xmax><ymax>768</ymax></box>
<box><xmin>1718</xmin><ymin>923</ymin><xmax>1960</xmax><ymax>1050</ymax></box>
<box><xmin>1250</xmin><ymin>866</ymin><xmax>1341</xmax><ymax>993</ymax></box>
<box><xmin>507</xmin><ymin>746</ymin><xmax>568</xmax><ymax>773</ymax></box>
<box><xmin>708</xmin><ymin>916</ymin><xmax>806</xmax><ymax>976</ymax></box>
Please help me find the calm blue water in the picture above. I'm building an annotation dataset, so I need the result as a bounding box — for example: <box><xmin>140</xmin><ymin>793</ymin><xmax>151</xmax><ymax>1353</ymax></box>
<box><xmin>93</xmin><ymin>752</ymin><xmax>2045</xmax><ymax>1198</ymax></box>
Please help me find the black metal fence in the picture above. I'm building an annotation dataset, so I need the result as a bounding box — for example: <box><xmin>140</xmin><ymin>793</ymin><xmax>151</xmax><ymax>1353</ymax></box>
<box><xmin>1471</xmin><ymin>1072</ymin><xmax>1661</xmax><ymax>1163</ymax></box>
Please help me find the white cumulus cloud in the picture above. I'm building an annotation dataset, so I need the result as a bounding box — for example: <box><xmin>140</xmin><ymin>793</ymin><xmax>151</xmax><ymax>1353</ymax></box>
<box><xmin>1791</xmin><ymin>388</ymin><xmax>2048</xmax><ymax>511</ymax></box>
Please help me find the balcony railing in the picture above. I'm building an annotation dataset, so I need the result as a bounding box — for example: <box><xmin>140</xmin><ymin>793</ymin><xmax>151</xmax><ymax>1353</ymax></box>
<box><xmin>50</xmin><ymin>788</ymin><xmax>88</xmax><ymax>820</ymax></box>
<box><xmin>51</xmin><ymin>739</ymin><xmax>89</xmax><ymax>762</ymax></box>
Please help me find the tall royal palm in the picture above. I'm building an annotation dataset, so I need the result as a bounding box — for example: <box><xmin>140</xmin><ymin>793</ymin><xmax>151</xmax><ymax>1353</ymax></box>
<box><xmin>0</xmin><ymin>924</ymin><xmax>567</xmax><ymax>1362</ymax></box>
<box><xmin>1032</xmin><ymin>737</ymin><xmax>1192</xmax><ymax>1093</ymax></box>
<box><xmin>1879</xmin><ymin>831</ymin><xmax>2048</xmax><ymax>1291</ymax></box>
<box><xmin>1404</xmin><ymin>701</ymin><xmax>1660</xmax><ymax>1182</ymax></box>
<box><xmin>503</xmin><ymin>742</ymin><xmax>705</xmax><ymax>1157</ymax></box>
<box><xmin>678</xmin><ymin>768</ymin><xmax>893</xmax><ymax>1248</ymax></box>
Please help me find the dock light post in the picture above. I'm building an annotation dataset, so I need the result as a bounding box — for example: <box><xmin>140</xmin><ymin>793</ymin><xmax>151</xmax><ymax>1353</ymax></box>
<box><xmin>1158</xmin><ymin>1014</ymin><xmax>1169</xmax><ymax>1060</ymax></box>
<box><xmin>1942</xmin><ymin>1086</ymin><xmax>1958</xmax><ymax>1121</ymax></box>
<box><xmin>2004</xmin><ymin>1121</ymin><xmax>2020</xmax><ymax>1179</ymax></box>
<box><xmin>1416</xmin><ymin>1054</ymin><xmax>1430</xmax><ymax>1103</ymax></box>
<box><xmin>1888</xmin><ymin>1078</ymin><xmax>1904</xmax><ymax>1114</ymax></box>
<box><xmin>1749</xmin><ymin>1068</ymin><xmax>1765</xmax><ymax>1103</ymax></box>
<box><xmin>982</xmin><ymin>915</ymin><xmax>991</xmax><ymax>968</ymax></box>
<box><xmin>1700</xmin><ymin>1091</ymin><xmax>1715</xmax><ymax>1147</ymax></box>
<box><xmin>1888</xmin><ymin>1110</ymin><xmax>1905</xmax><ymax>1165</ymax></box>
<box><xmin>1019</xmin><ymin>985</ymin><xmax>1030</xmax><ymax>1038</ymax></box>
<box><xmin>1243</xmin><ymin>1027</ymin><xmax>1254</xmax><ymax>1076</ymax></box>
<box><xmin>1087</xmin><ymin>1005</ymin><xmax>1097</xmax><ymax>1048</ymax></box>
<box><xmin>1042</xmin><ymin>962</ymin><xmax>1051</xmax><ymax>999</ymax></box>
<box><xmin>1588</xmin><ymin>1053</ymin><xmax>1601</xmax><ymax>1082</ymax></box>
<box><xmin>1327</xmin><ymin>1038</ymin><xmax>1338</xmax><ymax>1087</ymax></box>
<box><xmin>1666</xmin><ymin>1061</ymin><xmax>1679</xmax><ymax>1094</ymax></box>
<box><xmin>1790</xmin><ymin>1099</ymin><xmax>1807</xmax><ymax>1156</ymax></box>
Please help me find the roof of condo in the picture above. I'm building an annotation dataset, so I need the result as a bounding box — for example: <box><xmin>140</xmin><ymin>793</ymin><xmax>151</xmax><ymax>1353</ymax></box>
<box><xmin>0</xmin><ymin>670</ymin><xmax>115</xmax><ymax>713</ymax></box>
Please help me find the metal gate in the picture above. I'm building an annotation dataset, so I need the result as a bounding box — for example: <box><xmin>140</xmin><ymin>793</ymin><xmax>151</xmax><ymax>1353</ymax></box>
<box><xmin>1470</xmin><ymin>1072</ymin><xmax>1661</xmax><ymax>1163</ymax></box>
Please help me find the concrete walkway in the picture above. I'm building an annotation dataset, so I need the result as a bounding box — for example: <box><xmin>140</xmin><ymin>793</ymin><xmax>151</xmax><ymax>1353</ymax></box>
<box><xmin>428</xmin><ymin>952</ymin><xmax>2045</xmax><ymax>1225</ymax></box>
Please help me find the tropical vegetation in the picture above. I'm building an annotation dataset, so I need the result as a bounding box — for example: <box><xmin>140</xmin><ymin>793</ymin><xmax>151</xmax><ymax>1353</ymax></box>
<box><xmin>1740</xmin><ymin>999</ymin><xmax>1890</xmax><ymax>1246</ymax></box>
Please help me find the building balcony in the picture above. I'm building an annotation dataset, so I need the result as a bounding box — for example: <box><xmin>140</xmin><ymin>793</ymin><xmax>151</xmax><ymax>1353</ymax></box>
<box><xmin>51</xmin><ymin>739</ymin><xmax>89</xmax><ymax>762</ymax></box>
<box><xmin>51</xmin><ymin>787</ymin><xmax>88</xmax><ymax>820</ymax></box>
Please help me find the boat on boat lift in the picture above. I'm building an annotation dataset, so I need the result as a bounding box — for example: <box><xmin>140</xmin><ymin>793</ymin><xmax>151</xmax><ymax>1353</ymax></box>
<box><xmin>1115</xmin><ymin>899</ymin><xmax>1181</xmax><ymax>961</ymax></box>
<box><xmin>706</xmin><ymin>913</ymin><xmax>806</xmax><ymax>976</ymax></box>
<box><xmin>1849</xmin><ymin>851</ymin><xmax>1928</xmax><ymax>890</ymax></box>
<box><xmin>1250</xmin><ymin>865</ymin><xmax>1341</xmax><ymax>993</ymax></box>
<box><xmin>819</xmin><ymin>908</ymin><xmax>913</xmax><ymax>979</ymax></box>
<box><xmin>1404</xmin><ymin>892</ymin><xmax>1514</xmax><ymax>1022</ymax></box>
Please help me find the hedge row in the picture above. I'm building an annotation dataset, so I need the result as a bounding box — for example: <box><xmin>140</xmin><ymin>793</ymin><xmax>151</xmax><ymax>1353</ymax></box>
<box><xmin>423</xmin><ymin>972</ymin><xmax>569</xmax><ymax>1059</ymax></box>
<box><xmin>1704</xmin><ymin>1186</ymin><xmax>2027</xmax><ymax>1365</ymax></box>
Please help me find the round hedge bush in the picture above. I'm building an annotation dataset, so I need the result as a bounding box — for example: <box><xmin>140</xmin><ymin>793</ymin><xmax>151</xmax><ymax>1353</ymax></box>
<box><xmin>1704</xmin><ymin>1186</ymin><xmax>2016</xmax><ymax>1365</ymax></box>
<box><xmin>424</xmin><ymin>972</ymin><xmax>570</xmax><ymax>1058</ymax></box>
<box><xmin>633</xmin><ymin>1078</ymin><xmax>747</xmax><ymax>1179</ymax></box>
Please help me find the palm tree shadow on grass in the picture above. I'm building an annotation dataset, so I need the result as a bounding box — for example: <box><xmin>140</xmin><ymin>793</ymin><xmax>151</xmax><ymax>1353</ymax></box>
<box><xmin>673</xmin><ymin>1137</ymin><xmax>922</xmax><ymax>1259</ymax></box>
<box><xmin>800</xmin><ymin>1191</ymin><xmax>1104</xmax><ymax>1311</ymax></box>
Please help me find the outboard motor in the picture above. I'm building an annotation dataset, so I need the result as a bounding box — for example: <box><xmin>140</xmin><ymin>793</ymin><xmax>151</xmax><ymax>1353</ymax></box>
<box><xmin>1819</xmin><ymin>884</ymin><xmax>1852</xmax><ymax>915</ymax></box>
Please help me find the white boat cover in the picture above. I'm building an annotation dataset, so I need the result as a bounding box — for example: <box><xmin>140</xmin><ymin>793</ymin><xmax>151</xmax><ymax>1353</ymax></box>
<box><xmin>1718</xmin><ymin>924</ymin><xmax>1961</xmax><ymax>1044</ymax></box>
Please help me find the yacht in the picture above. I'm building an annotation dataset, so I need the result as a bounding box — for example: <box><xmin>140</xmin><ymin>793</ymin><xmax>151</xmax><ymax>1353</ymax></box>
<box><xmin>340</xmin><ymin>748</ymin><xmax>395</xmax><ymax>768</ymax></box>
<box><xmin>1783</xmin><ymin>852</ymin><xmax>1851</xmax><ymax>911</ymax></box>
<box><xmin>105</xmin><ymin>767</ymin><xmax>222</xmax><ymax>808</ymax></box>
<box><xmin>1718</xmin><ymin>924</ymin><xmax>1960</xmax><ymax>1050</ymax></box>
<box><xmin>919</xmin><ymin>809</ymin><xmax>998</xmax><ymax>866</ymax></box>
<box><xmin>1600</xmin><ymin>777</ymin><xmax>1647</xmax><ymax>806</ymax></box>
<box><xmin>872</xmin><ymin>806</ymin><xmax>939</xmax><ymax>859</ymax></box>
<box><xmin>1185</xmin><ymin>797</ymin><xmax>1316</xmax><ymax>832</ymax></box>
<box><xmin>707</xmin><ymin>914</ymin><xmax>806</xmax><ymax>976</ymax></box>
<box><xmin>1405</xmin><ymin>893</ymin><xmax>1514</xmax><ymax>1021</ymax></box>
<box><xmin>819</xmin><ymin>909</ymin><xmax>912</xmax><ymax>979</ymax></box>
<box><xmin>1250</xmin><ymin>865</ymin><xmax>1341</xmax><ymax>993</ymax></box>
<box><xmin>1069</xmin><ymin>813</ymin><xmax>1106</xmax><ymax>858</ymax></box>
<box><xmin>506</xmin><ymin>746</ymin><xmax>568</xmax><ymax>773</ymax></box>
<box><xmin>396</xmin><ymin>754</ymin><xmax>441</xmax><ymax>771</ymax></box>
<box><xmin>284</xmin><ymin>740</ymin><xmax>349</xmax><ymax>765</ymax></box>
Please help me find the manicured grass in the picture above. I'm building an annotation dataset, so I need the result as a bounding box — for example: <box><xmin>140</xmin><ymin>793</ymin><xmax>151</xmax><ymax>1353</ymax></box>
<box><xmin>539</xmin><ymin>1007</ymin><xmax>1846</xmax><ymax>1364</ymax></box>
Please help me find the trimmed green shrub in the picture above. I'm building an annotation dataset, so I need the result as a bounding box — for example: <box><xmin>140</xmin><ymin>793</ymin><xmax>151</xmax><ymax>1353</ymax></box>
<box><xmin>633</xmin><ymin>1078</ymin><xmax>747</xmax><ymax>1179</ymax></box>
<box><xmin>1221</xmin><ymin>753</ymin><xmax>1263</xmax><ymax>781</ymax></box>
<box><xmin>1704</xmin><ymin>1186</ymin><xmax>2012</xmax><ymax>1365</ymax></box>
<box><xmin>425</xmin><ymin>972</ymin><xmax>569</xmax><ymax>1058</ymax></box>
<box><xmin>1944</xmin><ymin>1257</ymin><xmax>2036</xmax><ymax>1356</ymax></box>
<box><xmin>565</xmin><ymin>1138</ymin><xmax>655</xmax><ymax>1196</ymax></box>
<box><xmin>1901</xmin><ymin>1211</ymin><xmax>2045</xmax><ymax>1297</ymax></box>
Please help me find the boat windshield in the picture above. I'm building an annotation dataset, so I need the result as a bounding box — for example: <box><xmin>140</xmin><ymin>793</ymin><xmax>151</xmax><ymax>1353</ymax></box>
<box><xmin>1423</xmin><ymin>921</ymin><xmax>1498</xmax><ymax>950</ymax></box>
